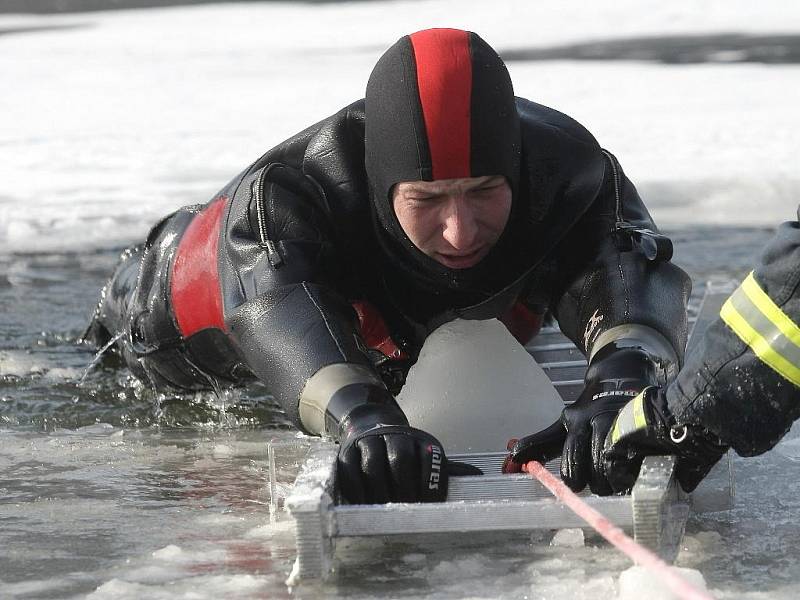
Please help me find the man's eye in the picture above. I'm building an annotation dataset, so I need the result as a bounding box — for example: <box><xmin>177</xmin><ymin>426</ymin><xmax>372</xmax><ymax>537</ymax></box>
<box><xmin>474</xmin><ymin>186</ymin><xmax>499</xmax><ymax>195</ymax></box>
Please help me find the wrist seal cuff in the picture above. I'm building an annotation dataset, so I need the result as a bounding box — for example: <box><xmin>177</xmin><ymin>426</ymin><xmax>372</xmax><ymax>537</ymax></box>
<box><xmin>298</xmin><ymin>363</ymin><xmax>387</xmax><ymax>435</ymax></box>
<box><xmin>589</xmin><ymin>324</ymin><xmax>679</xmax><ymax>369</ymax></box>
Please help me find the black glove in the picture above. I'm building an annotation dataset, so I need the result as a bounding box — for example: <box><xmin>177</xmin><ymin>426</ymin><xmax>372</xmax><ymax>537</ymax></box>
<box><xmin>507</xmin><ymin>346</ymin><xmax>658</xmax><ymax>495</ymax></box>
<box><xmin>336</xmin><ymin>402</ymin><xmax>452</xmax><ymax>504</ymax></box>
<box><xmin>603</xmin><ymin>386</ymin><xmax>728</xmax><ymax>493</ymax></box>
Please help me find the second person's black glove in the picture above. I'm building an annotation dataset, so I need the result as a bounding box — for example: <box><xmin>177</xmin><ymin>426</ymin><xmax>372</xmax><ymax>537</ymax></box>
<box><xmin>603</xmin><ymin>386</ymin><xmax>728</xmax><ymax>493</ymax></box>
<box><xmin>507</xmin><ymin>346</ymin><xmax>659</xmax><ymax>495</ymax></box>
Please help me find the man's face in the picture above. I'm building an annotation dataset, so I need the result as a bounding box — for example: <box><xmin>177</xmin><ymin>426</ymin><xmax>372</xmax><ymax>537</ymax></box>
<box><xmin>392</xmin><ymin>175</ymin><xmax>512</xmax><ymax>269</ymax></box>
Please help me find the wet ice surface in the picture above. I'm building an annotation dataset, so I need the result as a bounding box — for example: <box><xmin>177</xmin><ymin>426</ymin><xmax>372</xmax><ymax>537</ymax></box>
<box><xmin>3</xmin><ymin>0</ymin><xmax>800</xmax><ymax>597</ymax></box>
<box><xmin>1</xmin><ymin>426</ymin><xmax>299</xmax><ymax>599</ymax></box>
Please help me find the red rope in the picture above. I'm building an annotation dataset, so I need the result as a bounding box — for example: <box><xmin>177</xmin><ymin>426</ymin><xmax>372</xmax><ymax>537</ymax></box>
<box><xmin>524</xmin><ymin>461</ymin><xmax>715</xmax><ymax>600</ymax></box>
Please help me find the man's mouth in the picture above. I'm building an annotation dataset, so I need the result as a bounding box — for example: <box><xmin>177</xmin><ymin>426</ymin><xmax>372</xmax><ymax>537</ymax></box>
<box><xmin>435</xmin><ymin>247</ymin><xmax>486</xmax><ymax>269</ymax></box>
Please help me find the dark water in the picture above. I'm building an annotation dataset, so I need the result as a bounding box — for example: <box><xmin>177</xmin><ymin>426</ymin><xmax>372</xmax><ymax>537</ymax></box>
<box><xmin>500</xmin><ymin>34</ymin><xmax>800</xmax><ymax>65</ymax></box>
<box><xmin>0</xmin><ymin>225</ymin><xmax>775</xmax><ymax>430</ymax></box>
<box><xmin>0</xmin><ymin>249</ymin><xmax>290</xmax><ymax>431</ymax></box>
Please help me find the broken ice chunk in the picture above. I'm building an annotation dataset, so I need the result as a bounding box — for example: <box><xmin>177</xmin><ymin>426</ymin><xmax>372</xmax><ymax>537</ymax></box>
<box><xmin>618</xmin><ymin>565</ymin><xmax>708</xmax><ymax>599</ymax></box>
<box><xmin>550</xmin><ymin>528</ymin><xmax>585</xmax><ymax>548</ymax></box>
<box><xmin>396</xmin><ymin>318</ymin><xmax>564</xmax><ymax>453</ymax></box>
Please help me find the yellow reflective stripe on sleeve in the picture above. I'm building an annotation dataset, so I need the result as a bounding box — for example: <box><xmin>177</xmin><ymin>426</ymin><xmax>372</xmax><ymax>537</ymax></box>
<box><xmin>610</xmin><ymin>406</ymin><xmax>625</xmax><ymax>444</ymax></box>
<box><xmin>720</xmin><ymin>272</ymin><xmax>800</xmax><ymax>387</ymax></box>
<box><xmin>609</xmin><ymin>414</ymin><xmax>624</xmax><ymax>445</ymax></box>
<box><xmin>633</xmin><ymin>391</ymin><xmax>648</xmax><ymax>430</ymax></box>
<box><xmin>609</xmin><ymin>388</ymin><xmax>652</xmax><ymax>445</ymax></box>
<box><xmin>741</xmin><ymin>273</ymin><xmax>800</xmax><ymax>348</ymax></box>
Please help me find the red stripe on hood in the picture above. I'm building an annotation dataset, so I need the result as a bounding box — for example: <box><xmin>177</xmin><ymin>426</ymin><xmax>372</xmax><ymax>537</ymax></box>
<box><xmin>409</xmin><ymin>29</ymin><xmax>472</xmax><ymax>180</ymax></box>
<box><xmin>171</xmin><ymin>196</ymin><xmax>228</xmax><ymax>337</ymax></box>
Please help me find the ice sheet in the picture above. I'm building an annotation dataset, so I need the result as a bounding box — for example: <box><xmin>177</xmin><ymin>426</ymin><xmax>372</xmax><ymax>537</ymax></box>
<box><xmin>1</xmin><ymin>1</ymin><xmax>799</xmax><ymax>253</ymax></box>
<box><xmin>396</xmin><ymin>319</ymin><xmax>563</xmax><ymax>453</ymax></box>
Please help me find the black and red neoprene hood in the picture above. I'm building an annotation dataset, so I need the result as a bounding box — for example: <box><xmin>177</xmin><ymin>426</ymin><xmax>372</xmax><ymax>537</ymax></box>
<box><xmin>365</xmin><ymin>28</ymin><xmax>521</xmax><ymax>225</ymax></box>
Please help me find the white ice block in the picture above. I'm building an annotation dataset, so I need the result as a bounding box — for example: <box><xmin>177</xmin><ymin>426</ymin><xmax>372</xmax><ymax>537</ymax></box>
<box><xmin>396</xmin><ymin>318</ymin><xmax>564</xmax><ymax>453</ymax></box>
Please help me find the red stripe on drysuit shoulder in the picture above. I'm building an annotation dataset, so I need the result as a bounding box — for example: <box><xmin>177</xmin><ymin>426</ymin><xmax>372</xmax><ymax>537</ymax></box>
<box><xmin>171</xmin><ymin>196</ymin><xmax>228</xmax><ymax>338</ymax></box>
<box><xmin>500</xmin><ymin>302</ymin><xmax>544</xmax><ymax>345</ymax></box>
<box><xmin>352</xmin><ymin>300</ymin><xmax>409</xmax><ymax>360</ymax></box>
<box><xmin>409</xmin><ymin>29</ymin><xmax>472</xmax><ymax>180</ymax></box>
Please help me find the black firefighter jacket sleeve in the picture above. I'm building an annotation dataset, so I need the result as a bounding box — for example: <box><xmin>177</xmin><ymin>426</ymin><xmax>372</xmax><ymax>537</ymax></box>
<box><xmin>666</xmin><ymin>214</ymin><xmax>800</xmax><ymax>456</ymax></box>
<box><xmin>220</xmin><ymin>162</ymin><xmax>387</xmax><ymax>436</ymax></box>
<box><xmin>552</xmin><ymin>150</ymin><xmax>692</xmax><ymax>377</ymax></box>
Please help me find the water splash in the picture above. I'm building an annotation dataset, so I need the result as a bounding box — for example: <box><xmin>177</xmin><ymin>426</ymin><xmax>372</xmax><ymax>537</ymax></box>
<box><xmin>77</xmin><ymin>331</ymin><xmax>124</xmax><ymax>385</ymax></box>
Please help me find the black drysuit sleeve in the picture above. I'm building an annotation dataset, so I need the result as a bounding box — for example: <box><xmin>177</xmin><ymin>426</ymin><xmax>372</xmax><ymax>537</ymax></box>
<box><xmin>552</xmin><ymin>150</ymin><xmax>692</xmax><ymax>374</ymax></box>
<box><xmin>220</xmin><ymin>162</ymin><xmax>397</xmax><ymax>436</ymax></box>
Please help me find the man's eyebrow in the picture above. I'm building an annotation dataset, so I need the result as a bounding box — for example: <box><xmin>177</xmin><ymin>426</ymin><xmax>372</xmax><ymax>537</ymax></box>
<box><xmin>403</xmin><ymin>186</ymin><xmax>441</xmax><ymax>195</ymax></box>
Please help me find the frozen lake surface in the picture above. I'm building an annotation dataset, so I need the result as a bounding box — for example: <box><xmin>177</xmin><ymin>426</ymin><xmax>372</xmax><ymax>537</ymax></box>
<box><xmin>2</xmin><ymin>1</ymin><xmax>800</xmax><ymax>598</ymax></box>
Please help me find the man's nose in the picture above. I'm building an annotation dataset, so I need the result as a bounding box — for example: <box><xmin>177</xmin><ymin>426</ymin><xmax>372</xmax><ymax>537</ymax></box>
<box><xmin>441</xmin><ymin>199</ymin><xmax>478</xmax><ymax>250</ymax></box>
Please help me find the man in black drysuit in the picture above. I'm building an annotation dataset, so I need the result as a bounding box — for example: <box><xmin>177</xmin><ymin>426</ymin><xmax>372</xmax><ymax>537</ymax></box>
<box><xmin>84</xmin><ymin>28</ymin><xmax>692</xmax><ymax>503</ymax></box>
<box><xmin>512</xmin><ymin>208</ymin><xmax>800</xmax><ymax>493</ymax></box>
